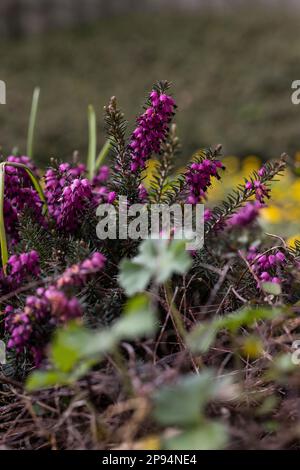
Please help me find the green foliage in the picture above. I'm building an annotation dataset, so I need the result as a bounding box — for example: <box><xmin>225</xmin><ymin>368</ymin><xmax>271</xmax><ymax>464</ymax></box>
<box><xmin>164</xmin><ymin>422</ymin><xmax>227</xmax><ymax>451</ymax></box>
<box><xmin>95</xmin><ymin>140</ymin><xmax>112</xmax><ymax>170</ymax></box>
<box><xmin>154</xmin><ymin>370</ymin><xmax>222</xmax><ymax>426</ymax></box>
<box><xmin>262</xmin><ymin>282</ymin><xmax>282</xmax><ymax>296</ymax></box>
<box><xmin>119</xmin><ymin>238</ymin><xmax>192</xmax><ymax>296</ymax></box>
<box><xmin>114</xmin><ymin>294</ymin><xmax>157</xmax><ymax>340</ymax></box>
<box><xmin>153</xmin><ymin>371</ymin><xmax>229</xmax><ymax>450</ymax></box>
<box><xmin>187</xmin><ymin>306</ymin><xmax>284</xmax><ymax>353</ymax></box>
<box><xmin>1</xmin><ymin>71</ymin><xmax>299</xmax><ymax>450</ymax></box>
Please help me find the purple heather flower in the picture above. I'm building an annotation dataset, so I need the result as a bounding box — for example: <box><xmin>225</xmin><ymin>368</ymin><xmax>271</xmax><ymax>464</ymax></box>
<box><xmin>7</xmin><ymin>250</ymin><xmax>40</xmax><ymax>283</ymax></box>
<box><xmin>3</xmin><ymin>199</ymin><xmax>18</xmax><ymax>245</ymax></box>
<box><xmin>45</xmin><ymin>164</ymin><xmax>96</xmax><ymax>231</ymax></box>
<box><xmin>3</xmin><ymin>156</ymin><xmax>44</xmax><ymax>243</ymax></box>
<box><xmin>107</xmin><ymin>191</ymin><xmax>116</xmax><ymax>204</ymax></box>
<box><xmin>204</xmin><ymin>208</ymin><xmax>212</xmax><ymax>221</ymax></box>
<box><xmin>92</xmin><ymin>166</ymin><xmax>110</xmax><ymax>186</ymax></box>
<box><xmin>244</xmin><ymin>179</ymin><xmax>270</xmax><ymax>204</ymax></box>
<box><xmin>247</xmin><ymin>247</ymin><xmax>286</xmax><ymax>287</ymax></box>
<box><xmin>138</xmin><ymin>183</ymin><xmax>148</xmax><ymax>202</ymax></box>
<box><xmin>4</xmin><ymin>155</ymin><xmax>39</xmax><ymax>203</ymax></box>
<box><xmin>56</xmin><ymin>252</ymin><xmax>106</xmax><ymax>289</ymax></box>
<box><xmin>5</xmin><ymin>155</ymin><xmax>38</xmax><ymax>183</ymax></box>
<box><xmin>228</xmin><ymin>201</ymin><xmax>262</xmax><ymax>227</ymax></box>
<box><xmin>5</xmin><ymin>286</ymin><xmax>82</xmax><ymax>364</ymax></box>
<box><xmin>68</xmin><ymin>163</ymin><xmax>86</xmax><ymax>178</ymax></box>
<box><xmin>0</xmin><ymin>250</ymin><xmax>40</xmax><ymax>294</ymax></box>
<box><xmin>58</xmin><ymin>178</ymin><xmax>94</xmax><ymax>230</ymax></box>
<box><xmin>5</xmin><ymin>306</ymin><xmax>32</xmax><ymax>353</ymax></box>
<box><xmin>129</xmin><ymin>89</ymin><xmax>176</xmax><ymax>172</ymax></box>
<box><xmin>258</xmin><ymin>166</ymin><xmax>266</xmax><ymax>177</ymax></box>
<box><xmin>185</xmin><ymin>159</ymin><xmax>224</xmax><ymax>204</ymax></box>
<box><xmin>93</xmin><ymin>186</ymin><xmax>116</xmax><ymax>205</ymax></box>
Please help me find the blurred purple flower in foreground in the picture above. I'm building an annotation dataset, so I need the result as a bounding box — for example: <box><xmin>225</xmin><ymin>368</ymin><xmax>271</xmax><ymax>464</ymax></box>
<box><xmin>228</xmin><ymin>201</ymin><xmax>262</xmax><ymax>227</ymax></box>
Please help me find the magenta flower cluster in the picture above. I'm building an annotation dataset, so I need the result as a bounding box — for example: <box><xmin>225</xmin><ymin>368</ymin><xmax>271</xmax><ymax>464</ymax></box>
<box><xmin>228</xmin><ymin>201</ymin><xmax>262</xmax><ymax>227</ymax></box>
<box><xmin>92</xmin><ymin>165</ymin><xmax>110</xmax><ymax>186</ymax></box>
<box><xmin>247</xmin><ymin>247</ymin><xmax>286</xmax><ymax>285</ymax></box>
<box><xmin>245</xmin><ymin>167</ymin><xmax>270</xmax><ymax>204</ymax></box>
<box><xmin>129</xmin><ymin>90</ymin><xmax>176</xmax><ymax>172</ymax></box>
<box><xmin>4</xmin><ymin>156</ymin><xmax>44</xmax><ymax>244</ymax></box>
<box><xmin>4</xmin><ymin>251</ymin><xmax>106</xmax><ymax>363</ymax></box>
<box><xmin>45</xmin><ymin>163</ymin><xmax>95</xmax><ymax>231</ymax></box>
<box><xmin>5</xmin><ymin>287</ymin><xmax>82</xmax><ymax>364</ymax></box>
<box><xmin>204</xmin><ymin>208</ymin><xmax>212</xmax><ymax>221</ymax></box>
<box><xmin>92</xmin><ymin>165</ymin><xmax>116</xmax><ymax>203</ymax></box>
<box><xmin>185</xmin><ymin>159</ymin><xmax>224</xmax><ymax>204</ymax></box>
<box><xmin>56</xmin><ymin>252</ymin><xmax>106</xmax><ymax>288</ymax></box>
<box><xmin>0</xmin><ymin>250</ymin><xmax>40</xmax><ymax>293</ymax></box>
<box><xmin>138</xmin><ymin>184</ymin><xmax>148</xmax><ymax>202</ymax></box>
<box><xmin>45</xmin><ymin>163</ymin><xmax>116</xmax><ymax>231</ymax></box>
<box><xmin>93</xmin><ymin>186</ymin><xmax>116</xmax><ymax>205</ymax></box>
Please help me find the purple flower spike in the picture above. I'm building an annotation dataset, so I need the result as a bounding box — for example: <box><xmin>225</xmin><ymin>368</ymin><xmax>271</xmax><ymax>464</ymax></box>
<box><xmin>5</xmin><ymin>286</ymin><xmax>82</xmax><ymax>364</ymax></box>
<box><xmin>228</xmin><ymin>201</ymin><xmax>262</xmax><ymax>228</ymax></box>
<box><xmin>45</xmin><ymin>164</ymin><xmax>97</xmax><ymax>232</ymax></box>
<box><xmin>185</xmin><ymin>159</ymin><xmax>224</xmax><ymax>204</ymax></box>
<box><xmin>247</xmin><ymin>247</ymin><xmax>286</xmax><ymax>290</ymax></box>
<box><xmin>56</xmin><ymin>252</ymin><xmax>106</xmax><ymax>289</ymax></box>
<box><xmin>4</xmin><ymin>155</ymin><xmax>45</xmax><ymax>243</ymax></box>
<box><xmin>129</xmin><ymin>89</ymin><xmax>176</xmax><ymax>172</ymax></box>
<box><xmin>138</xmin><ymin>184</ymin><xmax>148</xmax><ymax>202</ymax></box>
<box><xmin>0</xmin><ymin>250</ymin><xmax>40</xmax><ymax>294</ymax></box>
<box><xmin>92</xmin><ymin>166</ymin><xmax>110</xmax><ymax>186</ymax></box>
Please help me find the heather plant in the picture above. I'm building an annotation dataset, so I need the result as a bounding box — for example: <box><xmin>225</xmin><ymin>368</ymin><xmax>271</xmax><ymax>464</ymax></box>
<box><xmin>1</xmin><ymin>82</ymin><xmax>300</xmax><ymax>450</ymax></box>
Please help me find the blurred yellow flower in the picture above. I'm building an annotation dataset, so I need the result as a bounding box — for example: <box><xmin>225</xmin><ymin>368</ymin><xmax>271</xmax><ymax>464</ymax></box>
<box><xmin>142</xmin><ymin>159</ymin><xmax>159</xmax><ymax>188</ymax></box>
<box><xmin>260</xmin><ymin>206</ymin><xmax>282</xmax><ymax>224</ymax></box>
<box><xmin>133</xmin><ymin>435</ymin><xmax>161</xmax><ymax>450</ymax></box>
<box><xmin>242</xmin><ymin>155</ymin><xmax>261</xmax><ymax>175</ymax></box>
<box><xmin>287</xmin><ymin>234</ymin><xmax>300</xmax><ymax>248</ymax></box>
<box><xmin>142</xmin><ymin>153</ymin><xmax>300</xmax><ymax>238</ymax></box>
<box><xmin>291</xmin><ymin>180</ymin><xmax>300</xmax><ymax>201</ymax></box>
<box><xmin>242</xmin><ymin>336</ymin><xmax>264</xmax><ymax>359</ymax></box>
<box><xmin>222</xmin><ymin>155</ymin><xmax>239</xmax><ymax>174</ymax></box>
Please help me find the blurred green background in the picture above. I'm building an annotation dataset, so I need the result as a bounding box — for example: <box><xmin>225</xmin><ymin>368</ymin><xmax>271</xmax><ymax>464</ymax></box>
<box><xmin>1</xmin><ymin>4</ymin><xmax>300</xmax><ymax>166</ymax></box>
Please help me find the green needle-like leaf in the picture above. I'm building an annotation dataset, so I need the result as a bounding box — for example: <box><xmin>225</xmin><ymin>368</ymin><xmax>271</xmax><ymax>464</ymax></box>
<box><xmin>27</xmin><ymin>87</ymin><xmax>40</xmax><ymax>160</ymax></box>
<box><xmin>0</xmin><ymin>164</ymin><xmax>8</xmax><ymax>271</ymax></box>
<box><xmin>95</xmin><ymin>139</ymin><xmax>111</xmax><ymax>170</ymax></box>
<box><xmin>87</xmin><ymin>104</ymin><xmax>97</xmax><ymax>179</ymax></box>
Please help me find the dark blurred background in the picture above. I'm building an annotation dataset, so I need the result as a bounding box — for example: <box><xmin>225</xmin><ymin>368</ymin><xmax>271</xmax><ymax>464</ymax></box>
<box><xmin>1</xmin><ymin>0</ymin><xmax>300</xmax><ymax>166</ymax></box>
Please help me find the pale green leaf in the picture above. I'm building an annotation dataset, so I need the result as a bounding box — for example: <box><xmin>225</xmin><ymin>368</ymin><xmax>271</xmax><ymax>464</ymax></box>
<box><xmin>153</xmin><ymin>371</ymin><xmax>218</xmax><ymax>426</ymax></box>
<box><xmin>164</xmin><ymin>422</ymin><xmax>227</xmax><ymax>450</ymax></box>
